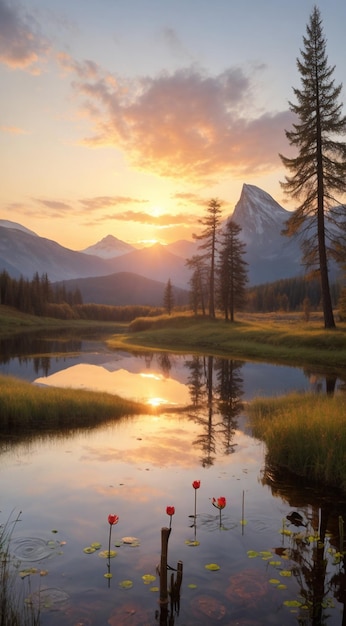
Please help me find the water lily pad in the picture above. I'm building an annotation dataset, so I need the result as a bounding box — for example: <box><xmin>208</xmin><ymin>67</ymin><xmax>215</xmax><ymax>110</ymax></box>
<box><xmin>247</xmin><ymin>550</ymin><xmax>259</xmax><ymax>558</ymax></box>
<box><xmin>19</xmin><ymin>568</ymin><xmax>38</xmax><ymax>578</ymax></box>
<box><xmin>122</xmin><ymin>536</ymin><xmax>139</xmax><ymax>544</ymax></box>
<box><xmin>188</xmin><ymin>584</ymin><xmax>198</xmax><ymax>589</ymax></box>
<box><xmin>280</xmin><ymin>570</ymin><xmax>292</xmax><ymax>577</ymax></box>
<box><xmin>150</xmin><ymin>586</ymin><xmax>159</xmax><ymax>592</ymax></box>
<box><xmin>277</xmin><ymin>584</ymin><xmax>287</xmax><ymax>590</ymax></box>
<box><xmin>90</xmin><ymin>542</ymin><xmax>101</xmax><ymax>550</ymax></box>
<box><xmin>104</xmin><ymin>573</ymin><xmax>112</xmax><ymax>579</ymax></box>
<box><xmin>269</xmin><ymin>578</ymin><xmax>280</xmax><ymax>585</ymax></box>
<box><xmin>119</xmin><ymin>580</ymin><xmax>133</xmax><ymax>589</ymax></box>
<box><xmin>83</xmin><ymin>546</ymin><xmax>96</xmax><ymax>554</ymax></box>
<box><xmin>142</xmin><ymin>574</ymin><xmax>156</xmax><ymax>584</ymax></box>
<box><xmin>269</xmin><ymin>560</ymin><xmax>281</xmax><ymax>566</ymax></box>
<box><xmin>99</xmin><ymin>550</ymin><xmax>117</xmax><ymax>558</ymax></box>
<box><xmin>260</xmin><ymin>551</ymin><xmax>272</xmax><ymax>558</ymax></box>
<box><xmin>205</xmin><ymin>563</ymin><xmax>220</xmax><ymax>571</ymax></box>
<box><xmin>284</xmin><ymin>600</ymin><xmax>302</xmax><ymax>607</ymax></box>
<box><xmin>185</xmin><ymin>540</ymin><xmax>200</xmax><ymax>547</ymax></box>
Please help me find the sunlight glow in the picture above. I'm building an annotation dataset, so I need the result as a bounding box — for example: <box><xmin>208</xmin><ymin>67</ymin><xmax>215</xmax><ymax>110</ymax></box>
<box><xmin>138</xmin><ymin>238</ymin><xmax>159</xmax><ymax>246</ymax></box>
<box><xmin>147</xmin><ymin>397</ymin><xmax>167</xmax><ymax>407</ymax></box>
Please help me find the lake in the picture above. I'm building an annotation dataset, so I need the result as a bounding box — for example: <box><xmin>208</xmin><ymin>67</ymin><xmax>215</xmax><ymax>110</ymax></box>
<box><xmin>1</xmin><ymin>331</ymin><xmax>346</xmax><ymax>625</ymax></box>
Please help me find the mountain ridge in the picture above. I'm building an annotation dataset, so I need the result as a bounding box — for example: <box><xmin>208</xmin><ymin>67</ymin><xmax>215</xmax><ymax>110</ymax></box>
<box><xmin>1</xmin><ymin>184</ymin><xmax>338</xmax><ymax>294</ymax></box>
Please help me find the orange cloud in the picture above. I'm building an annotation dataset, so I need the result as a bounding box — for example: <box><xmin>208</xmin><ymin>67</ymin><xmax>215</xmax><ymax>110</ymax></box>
<box><xmin>0</xmin><ymin>0</ymin><xmax>50</xmax><ymax>71</ymax></box>
<box><xmin>79</xmin><ymin>195</ymin><xmax>147</xmax><ymax>211</ymax></box>
<box><xmin>64</xmin><ymin>58</ymin><xmax>292</xmax><ymax>183</ymax></box>
<box><xmin>104</xmin><ymin>210</ymin><xmax>197</xmax><ymax>226</ymax></box>
<box><xmin>1</xmin><ymin>125</ymin><xmax>28</xmax><ymax>134</ymax></box>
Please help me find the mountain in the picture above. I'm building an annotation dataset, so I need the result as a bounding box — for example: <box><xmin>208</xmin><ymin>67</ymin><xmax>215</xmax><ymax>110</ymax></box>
<box><xmin>0</xmin><ymin>219</ymin><xmax>38</xmax><ymax>237</ymax></box>
<box><xmin>0</xmin><ymin>226</ymin><xmax>114</xmax><ymax>282</ymax></box>
<box><xmin>81</xmin><ymin>234</ymin><xmax>135</xmax><ymax>258</ymax></box>
<box><xmin>165</xmin><ymin>239</ymin><xmax>198</xmax><ymax>259</ymax></box>
<box><xmin>231</xmin><ymin>184</ymin><xmax>303</xmax><ymax>284</ymax></box>
<box><xmin>107</xmin><ymin>243</ymin><xmax>190</xmax><ymax>288</ymax></box>
<box><xmin>0</xmin><ymin>184</ymin><xmax>342</xmax><ymax>296</ymax></box>
<box><xmin>57</xmin><ymin>272</ymin><xmax>189</xmax><ymax>307</ymax></box>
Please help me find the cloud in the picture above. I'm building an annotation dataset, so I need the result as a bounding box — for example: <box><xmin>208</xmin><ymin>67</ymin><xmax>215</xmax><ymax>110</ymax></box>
<box><xmin>1</xmin><ymin>125</ymin><xmax>29</xmax><ymax>134</ymax></box>
<box><xmin>0</xmin><ymin>0</ymin><xmax>50</xmax><ymax>71</ymax></box>
<box><xmin>63</xmin><ymin>57</ymin><xmax>292</xmax><ymax>183</ymax></box>
<box><xmin>34</xmin><ymin>199</ymin><xmax>73</xmax><ymax>214</ymax></box>
<box><xmin>104</xmin><ymin>210</ymin><xmax>196</xmax><ymax>226</ymax></box>
<box><xmin>79</xmin><ymin>195</ymin><xmax>147</xmax><ymax>211</ymax></box>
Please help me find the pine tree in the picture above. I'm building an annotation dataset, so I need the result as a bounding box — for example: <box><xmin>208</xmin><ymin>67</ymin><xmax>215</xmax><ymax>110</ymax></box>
<box><xmin>217</xmin><ymin>220</ymin><xmax>248</xmax><ymax>321</ymax></box>
<box><xmin>163</xmin><ymin>278</ymin><xmax>174</xmax><ymax>315</ymax></box>
<box><xmin>193</xmin><ymin>198</ymin><xmax>223</xmax><ymax>319</ymax></box>
<box><xmin>185</xmin><ymin>254</ymin><xmax>208</xmax><ymax>315</ymax></box>
<box><xmin>279</xmin><ymin>6</ymin><xmax>346</xmax><ymax>329</ymax></box>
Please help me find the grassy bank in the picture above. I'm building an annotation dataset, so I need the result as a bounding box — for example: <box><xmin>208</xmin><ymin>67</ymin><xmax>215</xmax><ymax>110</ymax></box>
<box><xmin>0</xmin><ymin>375</ymin><xmax>152</xmax><ymax>435</ymax></box>
<box><xmin>246</xmin><ymin>392</ymin><xmax>346</xmax><ymax>492</ymax></box>
<box><xmin>108</xmin><ymin>312</ymin><xmax>346</xmax><ymax>371</ymax></box>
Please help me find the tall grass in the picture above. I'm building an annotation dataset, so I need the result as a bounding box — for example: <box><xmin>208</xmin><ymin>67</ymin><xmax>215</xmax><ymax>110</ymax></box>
<box><xmin>246</xmin><ymin>392</ymin><xmax>346</xmax><ymax>491</ymax></box>
<box><xmin>0</xmin><ymin>375</ymin><xmax>152</xmax><ymax>434</ymax></box>
<box><xmin>0</xmin><ymin>511</ymin><xmax>40</xmax><ymax>626</ymax></box>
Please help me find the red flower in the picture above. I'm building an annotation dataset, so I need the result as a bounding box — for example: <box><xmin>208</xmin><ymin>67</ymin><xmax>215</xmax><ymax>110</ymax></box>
<box><xmin>212</xmin><ymin>497</ymin><xmax>226</xmax><ymax>510</ymax></box>
<box><xmin>108</xmin><ymin>514</ymin><xmax>119</xmax><ymax>525</ymax></box>
<box><xmin>192</xmin><ymin>480</ymin><xmax>201</xmax><ymax>490</ymax></box>
<box><xmin>166</xmin><ymin>506</ymin><xmax>175</xmax><ymax>516</ymax></box>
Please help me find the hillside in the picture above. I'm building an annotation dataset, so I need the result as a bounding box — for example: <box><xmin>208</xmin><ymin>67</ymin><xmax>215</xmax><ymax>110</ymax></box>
<box><xmin>57</xmin><ymin>272</ymin><xmax>190</xmax><ymax>306</ymax></box>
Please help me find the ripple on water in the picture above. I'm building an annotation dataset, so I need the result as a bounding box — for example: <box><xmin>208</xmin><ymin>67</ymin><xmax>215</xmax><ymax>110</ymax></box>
<box><xmin>29</xmin><ymin>587</ymin><xmax>70</xmax><ymax>611</ymax></box>
<box><xmin>11</xmin><ymin>537</ymin><xmax>58</xmax><ymax>562</ymax></box>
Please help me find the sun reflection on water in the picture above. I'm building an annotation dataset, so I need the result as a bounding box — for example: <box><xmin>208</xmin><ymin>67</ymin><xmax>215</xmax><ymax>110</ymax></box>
<box><xmin>34</xmin><ymin>363</ymin><xmax>191</xmax><ymax>407</ymax></box>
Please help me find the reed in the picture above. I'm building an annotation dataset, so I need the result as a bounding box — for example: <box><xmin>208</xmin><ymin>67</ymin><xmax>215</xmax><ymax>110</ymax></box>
<box><xmin>246</xmin><ymin>392</ymin><xmax>346</xmax><ymax>491</ymax></box>
<box><xmin>0</xmin><ymin>375</ymin><xmax>152</xmax><ymax>434</ymax></box>
<box><xmin>0</xmin><ymin>511</ymin><xmax>40</xmax><ymax>626</ymax></box>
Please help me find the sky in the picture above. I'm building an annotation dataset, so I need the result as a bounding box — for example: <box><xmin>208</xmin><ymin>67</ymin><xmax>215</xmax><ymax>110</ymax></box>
<box><xmin>1</xmin><ymin>0</ymin><xmax>346</xmax><ymax>251</ymax></box>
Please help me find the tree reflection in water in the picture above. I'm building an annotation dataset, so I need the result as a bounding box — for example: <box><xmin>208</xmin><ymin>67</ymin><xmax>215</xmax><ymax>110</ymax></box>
<box><xmin>185</xmin><ymin>355</ymin><xmax>245</xmax><ymax>467</ymax></box>
<box><xmin>261</xmin><ymin>464</ymin><xmax>346</xmax><ymax>625</ymax></box>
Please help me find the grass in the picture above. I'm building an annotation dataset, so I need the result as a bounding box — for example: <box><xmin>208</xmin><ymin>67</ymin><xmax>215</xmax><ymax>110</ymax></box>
<box><xmin>0</xmin><ymin>511</ymin><xmax>40</xmax><ymax>626</ymax></box>
<box><xmin>108</xmin><ymin>312</ymin><xmax>346</xmax><ymax>371</ymax></box>
<box><xmin>0</xmin><ymin>375</ymin><xmax>152</xmax><ymax>436</ymax></box>
<box><xmin>246</xmin><ymin>392</ymin><xmax>346</xmax><ymax>492</ymax></box>
<box><xmin>0</xmin><ymin>305</ymin><xmax>126</xmax><ymax>336</ymax></box>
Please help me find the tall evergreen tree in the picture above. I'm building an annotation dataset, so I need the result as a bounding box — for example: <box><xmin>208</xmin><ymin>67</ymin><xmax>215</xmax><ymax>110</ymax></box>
<box><xmin>217</xmin><ymin>220</ymin><xmax>248</xmax><ymax>321</ymax></box>
<box><xmin>185</xmin><ymin>255</ymin><xmax>208</xmax><ymax>315</ymax></box>
<box><xmin>163</xmin><ymin>278</ymin><xmax>174</xmax><ymax>315</ymax></box>
<box><xmin>193</xmin><ymin>198</ymin><xmax>223</xmax><ymax>319</ymax></box>
<box><xmin>279</xmin><ymin>6</ymin><xmax>346</xmax><ymax>329</ymax></box>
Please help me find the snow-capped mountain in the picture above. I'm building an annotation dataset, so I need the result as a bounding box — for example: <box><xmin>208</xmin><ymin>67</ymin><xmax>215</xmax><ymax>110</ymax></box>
<box><xmin>0</xmin><ymin>184</ymin><xmax>340</xmax><ymax>293</ymax></box>
<box><xmin>231</xmin><ymin>184</ymin><xmax>303</xmax><ymax>283</ymax></box>
<box><xmin>232</xmin><ymin>184</ymin><xmax>289</xmax><ymax>243</ymax></box>
<box><xmin>81</xmin><ymin>234</ymin><xmax>135</xmax><ymax>259</ymax></box>
<box><xmin>0</xmin><ymin>219</ymin><xmax>38</xmax><ymax>237</ymax></box>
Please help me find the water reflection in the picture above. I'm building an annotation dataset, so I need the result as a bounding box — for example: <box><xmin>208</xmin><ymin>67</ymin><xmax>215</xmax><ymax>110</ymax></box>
<box><xmin>261</xmin><ymin>464</ymin><xmax>346</xmax><ymax>625</ymax></box>
<box><xmin>1</xmin><ymin>333</ymin><xmax>346</xmax><ymax>624</ymax></box>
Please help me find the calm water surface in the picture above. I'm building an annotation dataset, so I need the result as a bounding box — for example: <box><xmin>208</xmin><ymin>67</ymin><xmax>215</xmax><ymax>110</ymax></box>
<box><xmin>1</xmin><ymin>333</ymin><xmax>346</xmax><ymax>625</ymax></box>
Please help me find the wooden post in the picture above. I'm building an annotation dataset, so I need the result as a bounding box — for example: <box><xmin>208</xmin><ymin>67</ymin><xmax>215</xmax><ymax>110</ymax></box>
<box><xmin>159</xmin><ymin>527</ymin><xmax>170</xmax><ymax>606</ymax></box>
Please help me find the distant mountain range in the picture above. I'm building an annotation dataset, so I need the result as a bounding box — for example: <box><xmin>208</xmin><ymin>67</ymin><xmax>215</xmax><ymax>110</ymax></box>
<box><xmin>0</xmin><ymin>184</ymin><xmax>340</xmax><ymax>306</ymax></box>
